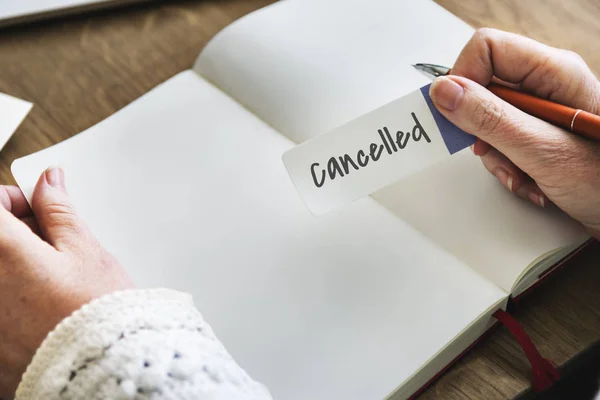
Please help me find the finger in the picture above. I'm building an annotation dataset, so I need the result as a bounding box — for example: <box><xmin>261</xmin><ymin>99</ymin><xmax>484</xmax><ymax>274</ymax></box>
<box><xmin>491</xmin><ymin>76</ymin><xmax>520</xmax><ymax>90</ymax></box>
<box><xmin>0</xmin><ymin>186</ymin><xmax>32</xmax><ymax>218</ymax></box>
<box><xmin>429</xmin><ymin>75</ymin><xmax>592</xmax><ymax>176</ymax></box>
<box><xmin>0</xmin><ymin>207</ymin><xmax>41</xmax><ymax>256</ymax></box>
<box><xmin>20</xmin><ymin>216</ymin><xmax>41</xmax><ymax>236</ymax></box>
<box><xmin>452</xmin><ymin>28</ymin><xmax>600</xmax><ymax>113</ymax></box>
<box><xmin>479</xmin><ymin>147</ymin><xmax>525</xmax><ymax>194</ymax></box>
<box><xmin>512</xmin><ymin>175</ymin><xmax>549</xmax><ymax>209</ymax></box>
<box><xmin>472</xmin><ymin>138</ymin><xmax>491</xmax><ymax>157</ymax></box>
<box><xmin>477</xmin><ymin>148</ymin><xmax>551</xmax><ymax>208</ymax></box>
<box><xmin>31</xmin><ymin>167</ymin><xmax>91</xmax><ymax>252</ymax></box>
<box><xmin>476</xmin><ymin>145</ymin><xmax>551</xmax><ymax>208</ymax></box>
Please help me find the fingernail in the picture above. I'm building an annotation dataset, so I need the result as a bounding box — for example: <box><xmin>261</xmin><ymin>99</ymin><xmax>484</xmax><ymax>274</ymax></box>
<box><xmin>493</xmin><ymin>168</ymin><xmax>513</xmax><ymax>193</ymax></box>
<box><xmin>429</xmin><ymin>76</ymin><xmax>464</xmax><ymax>111</ymax></box>
<box><xmin>469</xmin><ymin>144</ymin><xmax>475</xmax><ymax>153</ymax></box>
<box><xmin>507</xmin><ymin>175</ymin><xmax>513</xmax><ymax>192</ymax></box>
<box><xmin>528</xmin><ymin>191</ymin><xmax>546</xmax><ymax>208</ymax></box>
<box><xmin>45</xmin><ymin>167</ymin><xmax>65</xmax><ymax>189</ymax></box>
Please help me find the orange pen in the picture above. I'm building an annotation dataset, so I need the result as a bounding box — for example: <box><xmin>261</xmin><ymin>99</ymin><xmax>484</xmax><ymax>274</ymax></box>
<box><xmin>414</xmin><ymin>63</ymin><xmax>600</xmax><ymax>141</ymax></box>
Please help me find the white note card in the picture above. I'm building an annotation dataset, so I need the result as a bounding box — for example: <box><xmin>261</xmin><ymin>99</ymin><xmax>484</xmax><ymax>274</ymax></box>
<box><xmin>0</xmin><ymin>92</ymin><xmax>32</xmax><ymax>151</ymax></box>
<box><xmin>283</xmin><ymin>84</ymin><xmax>475</xmax><ymax>215</ymax></box>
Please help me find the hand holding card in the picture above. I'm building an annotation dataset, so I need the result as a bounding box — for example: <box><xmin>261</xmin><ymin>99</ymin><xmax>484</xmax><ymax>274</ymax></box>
<box><xmin>282</xmin><ymin>84</ymin><xmax>475</xmax><ymax>215</ymax></box>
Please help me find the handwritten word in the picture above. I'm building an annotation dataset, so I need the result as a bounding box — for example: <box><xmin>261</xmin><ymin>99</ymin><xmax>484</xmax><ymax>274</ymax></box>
<box><xmin>310</xmin><ymin>113</ymin><xmax>431</xmax><ymax>188</ymax></box>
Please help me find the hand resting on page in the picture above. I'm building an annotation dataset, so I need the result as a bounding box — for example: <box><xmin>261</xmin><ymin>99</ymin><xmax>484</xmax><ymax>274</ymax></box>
<box><xmin>429</xmin><ymin>28</ymin><xmax>600</xmax><ymax>239</ymax></box>
<box><xmin>0</xmin><ymin>168</ymin><xmax>133</xmax><ymax>398</ymax></box>
<box><xmin>0</xmin><ymin>168</ymin><xmax>271</xmax><ymax>399</ymax></box>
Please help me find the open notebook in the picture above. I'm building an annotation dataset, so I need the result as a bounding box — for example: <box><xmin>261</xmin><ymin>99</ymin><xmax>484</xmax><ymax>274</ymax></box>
<box><xmin>10</xmin><ymin>0</ymin><xmax>590</xmax><ymax>399</ymax></box>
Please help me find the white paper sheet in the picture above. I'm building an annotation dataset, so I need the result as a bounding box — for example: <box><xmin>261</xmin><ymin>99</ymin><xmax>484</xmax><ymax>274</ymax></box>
<box><xmin>283</xmin><ymin>86</ymin><xmax>474</xmax><ymax>214</ymax></box>
<box><xmin>195</xmin><ymin>0</ymin><xmax>474</xmax><ymax>145</ymax></box>
<box><xmin>0</xmin><ymin>92</ymin><xmax>32</xmax><ymax>151</ymax></box>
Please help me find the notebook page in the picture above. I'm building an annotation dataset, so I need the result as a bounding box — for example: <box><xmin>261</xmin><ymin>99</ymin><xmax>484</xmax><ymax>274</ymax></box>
<box><xmin>11</xmin><ymin>71</ymin><xmax>506</xmax><ymax>400</ymax></box>
<box><xmin>193</xmin><ymin>0</ymin><xmax>588</xmax><ymax>292</ymax></box>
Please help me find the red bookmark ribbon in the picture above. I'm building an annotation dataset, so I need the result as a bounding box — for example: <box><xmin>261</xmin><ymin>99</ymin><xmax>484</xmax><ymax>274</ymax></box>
<box><xmin>493</xmin><ymin>309</ymin><xmax>560</xmax><ymax>392</ymax></box>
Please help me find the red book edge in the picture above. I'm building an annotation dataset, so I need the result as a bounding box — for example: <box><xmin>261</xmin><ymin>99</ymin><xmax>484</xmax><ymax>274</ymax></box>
<box><xmin>408</xmin><ymin>321</ymin><xmax>501</xmax><ymax>399</ymax></box>
<box><xmin>408</xmin><ymin>239</ymin><xmax>594</xmax><ymax>399</ymax></box>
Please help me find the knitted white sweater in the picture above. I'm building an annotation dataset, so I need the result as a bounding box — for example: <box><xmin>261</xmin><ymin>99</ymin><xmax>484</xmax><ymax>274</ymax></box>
<box><xmin>15</xmin><ymin>289</ymin><xmax>272</xmax><ymax>400</ymax></box>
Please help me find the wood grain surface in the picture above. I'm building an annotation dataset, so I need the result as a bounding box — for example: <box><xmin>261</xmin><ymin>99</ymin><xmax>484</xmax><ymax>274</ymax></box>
<box><xmin>0</xmin><ymin>1</ymin><xmax>598</xmax><ymax>399</ymax></box>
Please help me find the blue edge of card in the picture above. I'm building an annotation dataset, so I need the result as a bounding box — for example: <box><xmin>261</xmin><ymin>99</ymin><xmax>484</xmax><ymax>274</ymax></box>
<box><xmin>420</xmin><ymin>84</ymin><xmax>476</xmax><ymax>154</ymax></box>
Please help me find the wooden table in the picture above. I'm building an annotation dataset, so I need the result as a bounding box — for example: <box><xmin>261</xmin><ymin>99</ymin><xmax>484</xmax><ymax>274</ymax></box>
<box><xmin>0</xmin><ymin>0</ymin><xmax>598</xmax><ymax>398</ymax></box>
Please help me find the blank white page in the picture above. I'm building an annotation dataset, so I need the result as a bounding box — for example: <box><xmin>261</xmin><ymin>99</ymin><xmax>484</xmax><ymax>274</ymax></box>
<box><xmin>12</xmin><ymin>71</ymin><xmax>506</xmax><ymax>400</ymax></box>
<box><xmin>195</xmin><ymin>0</ymin><xmax>474</xmax><ymax>144</ymax></box>
<box><xmin>372</xmin><ymin>153</ymin><xmax>588</xmax><ymax>292</ymax></box>
<box><xmin>194</xmin><ymin>0</ymin><xmax>588</xmax><ymax>292</ymax></box>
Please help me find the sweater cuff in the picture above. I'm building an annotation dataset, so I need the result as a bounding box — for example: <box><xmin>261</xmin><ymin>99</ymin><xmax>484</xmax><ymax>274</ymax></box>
<box><xmin>16</xmin><ymin>288</ymin><xmax>205</xmax><ymax>399</ymax></box>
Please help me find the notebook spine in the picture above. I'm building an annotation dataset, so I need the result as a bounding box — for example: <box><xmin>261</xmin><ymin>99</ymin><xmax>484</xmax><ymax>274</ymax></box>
<box><xmin>493</xmin><ymin>309</ymin><xmax>560</xmax><ymax>392</ymax></box>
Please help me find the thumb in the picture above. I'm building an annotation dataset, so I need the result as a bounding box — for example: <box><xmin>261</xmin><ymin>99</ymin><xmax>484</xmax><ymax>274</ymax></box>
<box><xmin>31</xmin><ymin>167</ymin><xmax>89</xmax><ymax>251</ymax></box>
<box><xmin>429</xmin><ymin>75</ymin><xmax>573</xmax><ymax>174</ymax></box>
